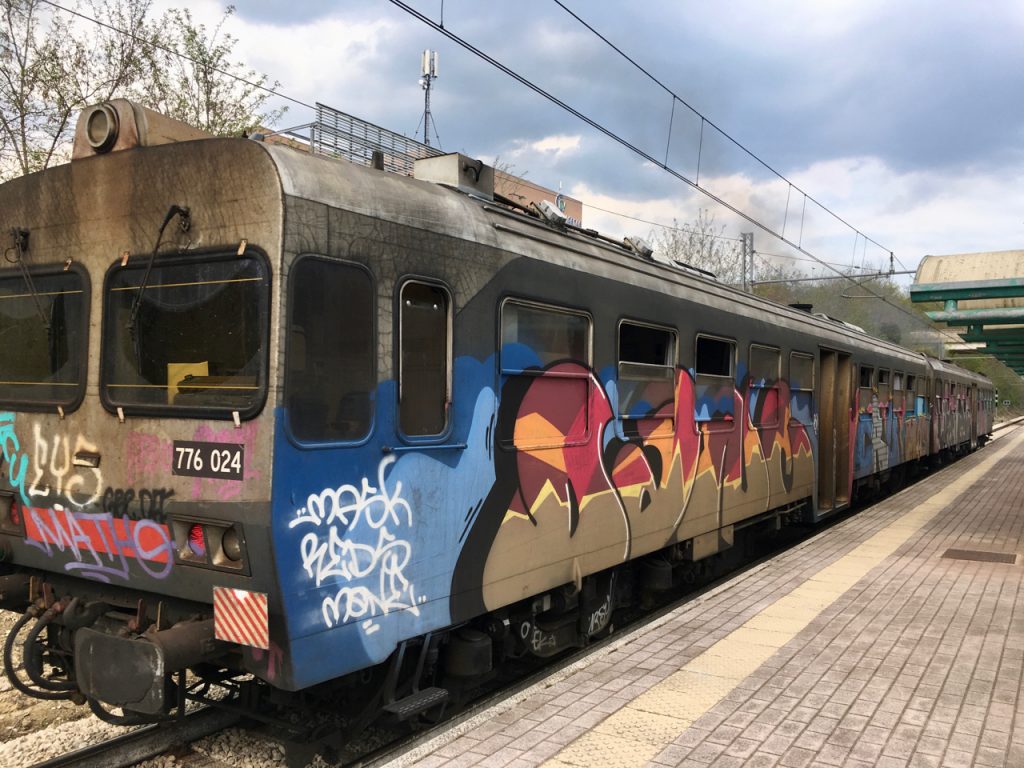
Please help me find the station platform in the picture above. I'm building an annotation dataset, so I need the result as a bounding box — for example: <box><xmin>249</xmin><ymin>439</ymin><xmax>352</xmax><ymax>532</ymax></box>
<box><xmin>394</xmin><ymin>424</ymin><xmax>1024</xmax><ymax>768</ymax></box>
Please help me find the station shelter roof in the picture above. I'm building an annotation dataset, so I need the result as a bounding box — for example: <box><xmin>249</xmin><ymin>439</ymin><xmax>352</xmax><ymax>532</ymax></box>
<box><xmin>910</xmin><ymin>250</ymin><xmax>1024</xmax><ymax>374</ymax></box>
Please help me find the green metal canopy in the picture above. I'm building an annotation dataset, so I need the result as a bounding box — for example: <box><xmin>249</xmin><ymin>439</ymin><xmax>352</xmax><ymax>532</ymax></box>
<box><xmin>910</xmin><ymin>251</ymin><xmax>1024</xmax><ymax>374</ymax></box>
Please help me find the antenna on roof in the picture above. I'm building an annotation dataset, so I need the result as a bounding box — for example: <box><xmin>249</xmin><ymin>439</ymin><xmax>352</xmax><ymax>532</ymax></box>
<box><xmin>419</xmin><ymin>50</ymin><xmax>439</xmax><ymax>148</ymax></box>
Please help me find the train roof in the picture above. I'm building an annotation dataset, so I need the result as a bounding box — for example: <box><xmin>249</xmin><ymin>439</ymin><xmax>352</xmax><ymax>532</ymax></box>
<box><xmin>2</xmin><ymin>98</ymin><xmax>991</xmax><ymax>389</ymax></box>
<box><xmin>264</xmin><ymin>141</ymin><xmax>931</xmax><ymax>365</ymax></box>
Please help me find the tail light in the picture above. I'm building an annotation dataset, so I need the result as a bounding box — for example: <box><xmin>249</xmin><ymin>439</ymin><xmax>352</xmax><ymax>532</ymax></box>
<box><xmin>0</xmin><ymin>493</ymin><xmax>24</xmax><ymax>535</ymax></box>
<box><xmin>187</xmin><ymin>523</ymin><xmax>206</xmax><ymax>557</ymax></box>
<box><xmin>171</xmin><ymin>518</ymin><xmax>247</xmax><ymax>572</ymax></box>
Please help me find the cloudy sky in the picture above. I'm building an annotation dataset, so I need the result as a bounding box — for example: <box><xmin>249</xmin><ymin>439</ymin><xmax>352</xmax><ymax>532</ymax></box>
<box><xmin>164</xmin><ymin>1</ymin><xmax>1024</xmax><ymax>282</ymax></box>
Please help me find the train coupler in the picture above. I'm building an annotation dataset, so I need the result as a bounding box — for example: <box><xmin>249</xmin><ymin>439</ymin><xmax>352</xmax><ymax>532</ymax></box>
<box><xmin>75</xmin><ymin>618</ymin><xmax>226</xmax><ymax>715</ymax></box>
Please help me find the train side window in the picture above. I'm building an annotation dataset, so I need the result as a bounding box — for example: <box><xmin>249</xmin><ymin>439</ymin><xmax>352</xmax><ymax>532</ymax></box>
<box><xmin>748</xmin><ymin>344</ymin><xmax>780</xmax><ymax>428</ymax></box>
<box><xmin>500</xmin><ymin>300</ymin><xmax>592</xmax><ymax>448</ymax></box>
<box><xmin>891</xmin><ymin>371</ymin><xmax>903</xmax><ymax>412</ymax></box>
<box><xmin>286</xmin><ymin>257</ymin><xmax>374</xmax><ymax>442</ymax></box>
<box><xmin>917</xmin><ymin>376</ymin><xmax>929</xmax><ymax>416</ymax></box>
<box><xmin>617</xmin><ymin>321</ymin><xmax>676</xmax><ymax>419</ymax></box>
<box><xmin>789</xmin><ymin>352</ymin><xmax>814</xmax><ymax>426</ymax></box>
<box><xmin>500</xmin><ymin>301</ymin><xmax>590</xmax><ymax>370</ymax></box>
<box><xmin>695</xmin><ymin>335</ymin><xmax>735</xmax><ymax>426</ymax></box>
<box><xmin>905</xmin><ymin>374</ymin><xmax>917</xmax><ymax>415</ymax></box>
<box><xmin>858</xmin><ymin>365</ymin><xmax>874</xmax><ymax>409</ymax></box>
<box><xmin>878</xmin><ymin>368</ymin><xmax>891</xmax><ymax>405</ymax></box>
<box><xmin>399</xmin><ymin>281</ymin><xmax>451</xmax><ymax>437</ymax></box>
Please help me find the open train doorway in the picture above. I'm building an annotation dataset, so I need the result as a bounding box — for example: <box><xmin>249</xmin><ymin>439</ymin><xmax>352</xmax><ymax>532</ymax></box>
<box><xmin>817</xmin><ymin>349</ymin><xmax>852</xmax><ymax>514</ymax></box>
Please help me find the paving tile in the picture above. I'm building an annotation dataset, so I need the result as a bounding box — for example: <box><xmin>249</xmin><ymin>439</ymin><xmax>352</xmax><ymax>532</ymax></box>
<box><xmin>400</xmin><ymin>436</ymin><xmax>1024</xmax><ymax>768</ymax></box>
<box><xmin>974</xmin><ymin>746</ymin><xmax>1009</xmax><ymax>767</ymax></box>
<box><xmin>778</xmin><ymin>746</ymin><xmax>816</xmax><ymax>768</ymax></box>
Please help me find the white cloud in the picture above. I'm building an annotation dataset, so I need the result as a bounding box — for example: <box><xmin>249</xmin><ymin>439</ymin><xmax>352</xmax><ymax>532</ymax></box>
<box><xmin>151</xmin><ymin>0</ymin><xmax>398</xmax><ymax>125</ymax></box>
<box><xmin>572</xmin><ymin>155</ymin><xmax>1024</xmax><ymax>284</ymax></box>
<box><xmin>530</xmin><ymin>134</ymin><xmax>582</xmax><ymax>155</ymax></box>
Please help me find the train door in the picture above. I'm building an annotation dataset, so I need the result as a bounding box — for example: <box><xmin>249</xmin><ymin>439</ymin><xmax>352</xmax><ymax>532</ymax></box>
<box><xmin>970</xmin><ymin>383</ymin><xmax>978</xmax><ymax>449</ymax></box>
<box><xmin>816</xmin><ymin>349</ymin><xmax>852</xmax><ymax>513</ymax></box>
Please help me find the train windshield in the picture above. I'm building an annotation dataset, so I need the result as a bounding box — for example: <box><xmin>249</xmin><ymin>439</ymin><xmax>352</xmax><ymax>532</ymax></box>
<box><xmin>102</xmin><ymin>250</ymin><xmax>270</xmax><ymax>418</ymax></box>
<box><xmin>0</xmin><ymin>267</ymin><xmax>87</xmax><ymax>409</ymax></box>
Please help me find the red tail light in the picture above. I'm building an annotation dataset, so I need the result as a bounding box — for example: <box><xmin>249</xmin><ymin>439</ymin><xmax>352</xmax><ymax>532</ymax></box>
<box><xmin>187</xmin><ymin>523</ymin><xmax>206</xmax><ymax>557</ymax></box>
<box><xmin>0</xmin><ymin>494</ymin><xmax>22</xmax><ymax>534</ymax></box>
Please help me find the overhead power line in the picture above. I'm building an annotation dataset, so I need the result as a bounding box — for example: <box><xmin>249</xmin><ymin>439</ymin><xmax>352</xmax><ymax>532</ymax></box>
<box><xmin>38</xmin><ymin>0</ymin><xmax>316</xmax><ymax>112</ymax></box>
<box><xmin>383</xmin><ymin>0</ymin><xmax>891</xmax><ymax>287</ymax></box>
<box><xmin>35</xmin><ymin>0</ymin><xmax>963</xmax><ymax>353</ymax></box>
<box><xmin>385</xmin><ymin>0</ymin><xmax>967</xmax><ymax>349</ymax></box>
<box><xmin>549</xmin><ymin>0</ymin><xmax>894</xmax><ymax>264</ymax></box>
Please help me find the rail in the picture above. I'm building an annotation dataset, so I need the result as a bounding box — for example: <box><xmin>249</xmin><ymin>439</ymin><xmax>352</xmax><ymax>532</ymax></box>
<box><xmin>32</xmin><ymin>707</ymin><xmax>240</xmax><ymax>768</ymax></box>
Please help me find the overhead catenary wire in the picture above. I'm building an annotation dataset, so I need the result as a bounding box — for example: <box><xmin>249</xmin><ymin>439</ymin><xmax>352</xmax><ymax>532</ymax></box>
<box><xmin>33</xmin><ymin>0</ymin><xmax>967</xmax><ymax>353</ymax></box>
<box><xmin>549</xmin><ymin>0</ymin><xmax>895</xmax><ymax>264</ymax></box>
<box><xmin>584</xmin><ymin>203</ymin><xmax>886</xmax><ymax>273</ymax></box>
<box><xmin>553</xmin><ymin>0</ymin><xmax>911</xmax><ymax>281</ymax></box>
<box><xmin>37</xmin><ymin>0</ymin><xmax>887</xmax><ymax>285</ymax></box>
<box><xmin>581</xmin><ymin>201</ymin><xmax>745</xmax><ymax>243</ymax></box>
<box><xmin>384</xmin><ymin>0</ymin><xmax>970</xmax><ymax>351</ymax></box>
<box><xmin>37</xmin><ymin>0</ymin><xmax>316</xmax><ymax>113</ymax></box>
<box><xmin>383</xmin><ymin>0</ymin><xmax>896</xmax><ymax>289</ymax></box>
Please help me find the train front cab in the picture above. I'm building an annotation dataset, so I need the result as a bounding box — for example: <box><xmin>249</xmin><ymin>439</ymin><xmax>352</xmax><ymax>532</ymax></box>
<box><xmin>0</xmin><ymin>125</ymin><xmax>289</xmax><ymax>719</ymax></box>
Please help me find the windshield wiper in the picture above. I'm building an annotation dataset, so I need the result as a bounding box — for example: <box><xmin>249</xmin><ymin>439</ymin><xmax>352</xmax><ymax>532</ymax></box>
<box><xmin>127</xmin><ymin>205</ymin><xmax>191</xmax><ymax>333</ymax></box>
<box><xmin>8</xmin><ymin>228</ymin><xmax>50</xmax><ymax>335</ymax></box>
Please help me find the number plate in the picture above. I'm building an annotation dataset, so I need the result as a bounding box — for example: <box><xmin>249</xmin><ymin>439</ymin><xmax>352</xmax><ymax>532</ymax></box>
<box><xmin>172</xmin><ymin>441</ymin><xmax>244</xmax><ymax>481</ymax></box>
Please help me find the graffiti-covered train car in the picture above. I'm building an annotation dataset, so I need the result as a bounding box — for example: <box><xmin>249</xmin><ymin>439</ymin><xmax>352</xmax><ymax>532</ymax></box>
<box><xmin>0</xmin><ymin>100</ymin><xmax>993</xmax><ymax>725</ymax></box>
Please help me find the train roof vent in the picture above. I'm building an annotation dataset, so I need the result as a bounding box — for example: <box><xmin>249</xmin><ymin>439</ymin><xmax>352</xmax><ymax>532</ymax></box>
<box><xmin>72</xmin><ymin>99</ymin><xmax>211</xmax><ymax>160</ymax></box>
<box><xmin>814</xmin><ymin>312</ymin><xmax>866</xmax><ymax>333</ymax></box>
<box><xmin>414</xmin><ymin>153</ymin><xmax>494</xmax><ymax>200</ymax></box>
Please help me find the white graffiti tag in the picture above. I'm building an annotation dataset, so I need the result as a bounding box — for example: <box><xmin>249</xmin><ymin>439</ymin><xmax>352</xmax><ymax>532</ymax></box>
<box><xmin>28</xmin><ymin>424</ymin><xmax>104</xmax><ymax>507</ymax></box>
<box><xmin>290</xmin><ymin>455</ymin><xmax>420</xmax><ymax>630</ymax></box>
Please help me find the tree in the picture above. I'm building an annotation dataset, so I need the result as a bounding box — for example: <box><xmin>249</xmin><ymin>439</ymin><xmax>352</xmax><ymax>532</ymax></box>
<box><xmin>0</xmin><ymin>0</ymin><xmax>151</xmax><ymax>179</ymax></box>
<box><xmin>0</xmin><ymin>1</ymin><xmax>283</xmax><ymax>183</ymax></box>
<box><xmin>650</xmin><ymin>209</ymin><xmax>744</xmax><ymax>284</ymax></box>
<box><xmin>137</xmin><ymin>5</ymin><xmax>285</xmax><ymax>136</ymax></box>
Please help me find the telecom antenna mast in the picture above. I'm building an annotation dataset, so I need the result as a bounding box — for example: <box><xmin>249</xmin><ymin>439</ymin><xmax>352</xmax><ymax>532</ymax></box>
<box><xmin>420</xmin><ymin>49</ymin><xmax>439</xmax><ymax>147</ymax></box>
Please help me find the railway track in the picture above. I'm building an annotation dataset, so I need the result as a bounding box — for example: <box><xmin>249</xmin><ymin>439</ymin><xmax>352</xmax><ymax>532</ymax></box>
<box><xmin>31</xmin><ymin>707</ymin><xmax>240</xmax><ymax>768</ymax></box>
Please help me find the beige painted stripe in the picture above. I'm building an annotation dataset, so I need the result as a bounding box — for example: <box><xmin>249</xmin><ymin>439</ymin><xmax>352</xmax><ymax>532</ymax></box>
<box><xmin>542</xmin><ymin>429</ymin><xmax>1024</xmax><ymax>768</ymax></box>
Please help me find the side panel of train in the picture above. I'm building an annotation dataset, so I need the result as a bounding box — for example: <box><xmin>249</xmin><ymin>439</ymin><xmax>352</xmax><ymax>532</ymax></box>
<box><xmin>263</xmin><ymin>183</ymin><xmax>983</xmax><ymax>691</ymax></box>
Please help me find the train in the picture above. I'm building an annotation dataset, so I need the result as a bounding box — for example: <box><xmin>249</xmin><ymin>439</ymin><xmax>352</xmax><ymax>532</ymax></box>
<box><xmin>0</xmin><ymin>100</ymin><xmax>994</xmax><ymax>730</ymax></box>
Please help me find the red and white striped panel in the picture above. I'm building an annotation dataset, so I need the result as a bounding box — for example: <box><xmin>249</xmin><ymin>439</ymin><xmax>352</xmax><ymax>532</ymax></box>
<box><xmin>213</xmin><ymin>587</ymin><xmax>269</xmax><ymax>650</ymax></box>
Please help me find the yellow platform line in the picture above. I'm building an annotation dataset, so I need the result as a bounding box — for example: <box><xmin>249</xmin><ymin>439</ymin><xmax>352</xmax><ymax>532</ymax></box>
<box><xmin>542</xmin><ymin>429</ymin><xmax>1024</xmax><ymax>768</ymax></box>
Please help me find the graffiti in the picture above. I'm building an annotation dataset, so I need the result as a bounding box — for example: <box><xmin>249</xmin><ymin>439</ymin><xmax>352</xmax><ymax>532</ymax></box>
<box><xmin>102</xmin><ymin>487</ymin><xmax>175</xmax><ymax>523</ymax></box>
<box><xmin>24</xmin><ymin>504</ymin><xmax>174</xmax><ymax>582</ymax></box>
<box><xmin>290</xmin><ymin>455</ymin><xmax>421</xmax><ymax>630</ymax></box>
<box><xmin>451</xmin><ymin>361</ymin><xmax>815</xmax><ymax>621</ymax></box>
<box><xmin>189</xmin><ymin>421</ymin><xmax>261</xmax><ymax>501</ymax></box>
<box><xmin>587</xmin><ymin>592</ymin><xmax>613</xmax><ymax>636</ymax></box>
<box><xmin>0</xmin><ymin>412</ymin><xmax>30</xmax><ymax>504</ymax></box>
<box><xmin>249</xmin><ymin>641</ymin><xmax>285</xmax><ymax>682</ymax></box>
<box><xmin>854</xmin><ymin>392</ymin><xmax>904</xmax><ymax>477</ymax></box>
<box><xmin>518</xmin><ymin>621</ymin><xmax>558</xmax><ymax>653</ymax></box>
<box><xmin>27</xmin><ymin>424</ymin><xmax>104</xmax><ymax>507</ymax></box>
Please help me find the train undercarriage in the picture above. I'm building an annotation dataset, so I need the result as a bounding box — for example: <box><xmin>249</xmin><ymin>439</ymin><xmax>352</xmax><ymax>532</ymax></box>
<box><xmin>0</xmin><ymin>496</ymin><xmax>815</xmax><ymax>744</ymax></box>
